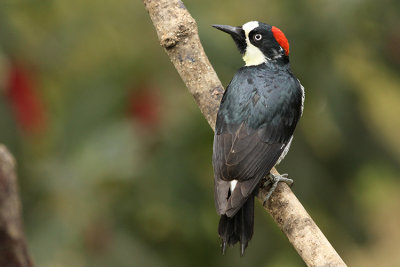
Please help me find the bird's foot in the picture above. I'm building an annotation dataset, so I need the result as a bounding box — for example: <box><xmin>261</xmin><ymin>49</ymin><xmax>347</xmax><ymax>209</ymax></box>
<box><xmin>262</xmin><ymin>173</ymin><xmax>293</xmax><ymax>206</ymax></box>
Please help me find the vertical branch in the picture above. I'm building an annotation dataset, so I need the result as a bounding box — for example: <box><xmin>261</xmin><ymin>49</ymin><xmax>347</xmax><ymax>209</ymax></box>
<box><xmin>0</xmin><ymin>145</ymin><xmax>34</xmax><ymax>267</ymax></box>
<box><xmin>143</xmin><ymin>0</ymin><xmax>224</xmax><ymax>130</ymax></box>
<box><xmin>143</xmin><ymin>0</ymin><xmax>347</xmax><ymax>266</ymax></box>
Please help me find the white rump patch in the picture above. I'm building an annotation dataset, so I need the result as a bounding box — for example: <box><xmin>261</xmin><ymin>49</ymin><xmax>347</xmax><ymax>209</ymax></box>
<box><xmin>230</xmin><ymin>180</ymin><xmax>238</xmax><ymax>191</ymax></box>
<box><xmin>242</xmin><ymin>21</ymin><xmax>267</xmax><ymax>66</ymax></box>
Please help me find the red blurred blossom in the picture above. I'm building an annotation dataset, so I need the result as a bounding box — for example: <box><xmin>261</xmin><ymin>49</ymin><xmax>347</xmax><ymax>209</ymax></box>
<box><xmin>128</xmin><ymin>84</ymin><xmax>161</xmax><ymax>130</ymax></box>
<box><xmin>5</xmin><ymin>61</ymin><xmax>46</xmax><ymax>134</ymax></box>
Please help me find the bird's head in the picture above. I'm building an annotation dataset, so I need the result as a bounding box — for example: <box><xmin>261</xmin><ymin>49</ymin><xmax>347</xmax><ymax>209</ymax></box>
<box><xmin>213</xmin><ymin>21</ymin><xmax>290</xmax><ymax>66</ymax></box>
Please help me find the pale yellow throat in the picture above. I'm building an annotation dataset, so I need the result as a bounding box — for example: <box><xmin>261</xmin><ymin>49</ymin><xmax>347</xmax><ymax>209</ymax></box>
<box><xmin>243</xmin><ymin>44</ymin><xmax>266</xmax><ymax>66</ymax></box>
<box><xmin>242</xmin><ymin>21</ymin><xmax>266</xmax><ymax>66</ymax></box>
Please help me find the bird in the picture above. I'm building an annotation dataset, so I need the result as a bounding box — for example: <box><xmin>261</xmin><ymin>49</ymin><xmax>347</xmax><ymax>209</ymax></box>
<box><xmin>212</xmin><ymin>21</ymin><xmax>305</xmax><ymax>256</ymax></box>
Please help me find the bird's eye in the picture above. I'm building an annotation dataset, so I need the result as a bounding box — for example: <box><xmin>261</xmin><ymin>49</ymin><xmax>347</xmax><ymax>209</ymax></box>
<box><xmin>254</xmin><ymin>34</ymin><xmax>262</xmax><ymax>41</ymax></box>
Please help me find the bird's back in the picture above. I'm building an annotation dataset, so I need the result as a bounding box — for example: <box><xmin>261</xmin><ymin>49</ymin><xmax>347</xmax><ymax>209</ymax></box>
<box><xmin>213</xmin><ymin>63</ymin><xmax>303</xmax><ymax>216</ymax></box>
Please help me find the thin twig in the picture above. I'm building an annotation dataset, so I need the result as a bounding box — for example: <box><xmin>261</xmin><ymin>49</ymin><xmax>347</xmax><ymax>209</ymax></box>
<box><xmin>142</xmin><ymin>0</ymin><xmax>347</xmax><ymax>266</ymax></box>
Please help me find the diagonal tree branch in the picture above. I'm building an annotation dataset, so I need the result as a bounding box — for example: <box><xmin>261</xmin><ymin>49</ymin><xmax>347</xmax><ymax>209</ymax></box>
<box><xmin>142</xmin><ymin>0</ymin><xmax>347</xmax><ymax>266</ymax></box>
<box><xmin>0</xmin><ymin>144</ymin><xmax>34</xmax><ymax>267</ymax></box>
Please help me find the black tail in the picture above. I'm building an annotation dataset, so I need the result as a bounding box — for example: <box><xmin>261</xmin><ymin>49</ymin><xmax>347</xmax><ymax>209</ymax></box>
<box><xmin>218</xmin><ymin>196</ymin><xmax>254</xmax><ymax>256</ymax></box>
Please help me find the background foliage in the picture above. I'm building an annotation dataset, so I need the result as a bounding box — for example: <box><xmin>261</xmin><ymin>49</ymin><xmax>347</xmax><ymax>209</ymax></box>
<box><xmin>0</xmin><ymin>0</ymin><xmax>400</xmax><ymax>266</ymax></box>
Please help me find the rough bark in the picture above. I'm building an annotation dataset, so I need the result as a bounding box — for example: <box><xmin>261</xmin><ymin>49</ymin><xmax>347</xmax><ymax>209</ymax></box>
<box><xmin>0</xmin><ymin>145</ymin><xmax>34</xmax><ymax>267</ymax></box>
<box><xmin>142</xmin><ymin>0</ymin><xmax>347</xmax><ymax>266</ymax></box>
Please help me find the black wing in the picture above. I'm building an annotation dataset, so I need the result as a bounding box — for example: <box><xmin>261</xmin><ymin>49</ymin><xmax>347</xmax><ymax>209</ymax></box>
<box><xmin>212</xmin><ymin>67</ymin><xmax>302</xmax><ymax>217</ymax></box>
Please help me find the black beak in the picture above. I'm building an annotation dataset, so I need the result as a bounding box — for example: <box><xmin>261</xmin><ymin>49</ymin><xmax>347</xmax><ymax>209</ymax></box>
<box><xmin>212</xmin><ymin>24</ymin><xmax>246</xmax><ymax>54</ymax></box>
<box><xmin>212</xmin><ymin>25</ymin><xmax>243</xmax><ymax>39</ymax></box>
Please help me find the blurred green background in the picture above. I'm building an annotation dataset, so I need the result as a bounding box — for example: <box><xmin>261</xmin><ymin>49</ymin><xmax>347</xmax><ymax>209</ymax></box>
<box><xmin>1</xmin><ymin>0</ymin><xmax>400</xmax><ymax>266</ymax></box>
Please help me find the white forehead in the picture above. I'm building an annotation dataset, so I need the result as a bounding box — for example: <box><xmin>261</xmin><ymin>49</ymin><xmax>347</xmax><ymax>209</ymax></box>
<box><xmin>242</xmin><ymin>21</ymin><xmax>259</xmax><ymax>35</ymax></box>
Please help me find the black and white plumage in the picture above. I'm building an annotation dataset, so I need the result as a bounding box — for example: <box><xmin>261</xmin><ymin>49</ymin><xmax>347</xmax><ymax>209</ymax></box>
<box><xmin>212</xmin><ymin>21</ymin><xmax>304</xmax><ymax>255</ymax></box>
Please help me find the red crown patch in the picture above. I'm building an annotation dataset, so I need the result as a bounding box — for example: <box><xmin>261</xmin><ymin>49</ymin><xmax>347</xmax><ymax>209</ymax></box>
<box><xmin>271</xmin><ymin>26</ymin><xmax>289</xmax><ymax>56</ymax></box>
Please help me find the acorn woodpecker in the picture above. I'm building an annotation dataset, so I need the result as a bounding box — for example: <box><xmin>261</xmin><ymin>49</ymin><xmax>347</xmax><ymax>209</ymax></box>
<box><xmin>212</xmin><ymin>21</ymin><xmax>305</xmax><ymax>256</ymax></box>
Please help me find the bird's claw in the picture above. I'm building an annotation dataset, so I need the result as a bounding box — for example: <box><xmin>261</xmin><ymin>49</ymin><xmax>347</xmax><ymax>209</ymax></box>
<box><xmin>262</xmin><ymin>173</ymin><xmax>293</xmax><ymax>206</ymax></box>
